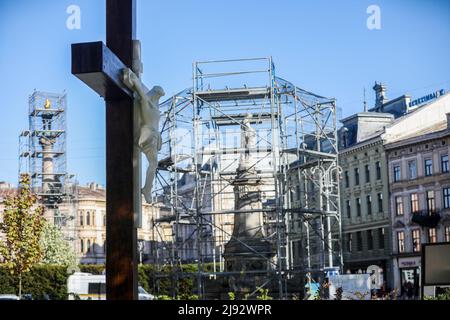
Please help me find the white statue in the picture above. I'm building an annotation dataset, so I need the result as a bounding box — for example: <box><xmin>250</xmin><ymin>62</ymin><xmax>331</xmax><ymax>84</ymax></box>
<box><xmin>122</xmin><ymin>68</ymin><xmax>165</xmax><ymax>203</ymax></box>
<box><xmin>238</xmin><ymin>113</ymin><xmax>256</xmax><ymax>170</ymax></box>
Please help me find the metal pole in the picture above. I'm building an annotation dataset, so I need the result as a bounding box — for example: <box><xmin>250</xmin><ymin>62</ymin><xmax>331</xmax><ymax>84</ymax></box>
<box><xmin>192</xmin><ymin>61</ymin><xmax>203</xmax><ymax>299</ymax></box>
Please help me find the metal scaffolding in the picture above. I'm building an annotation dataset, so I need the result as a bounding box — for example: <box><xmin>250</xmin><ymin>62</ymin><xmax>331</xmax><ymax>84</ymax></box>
<box><xmin>19</xmin><ymin>90</ymin><xmax>77</xmax><ymax>239</ymax></box>
<box><xmin>152</xmin><ymin>58</ymin><xmax>342</xmax><ymax>299</ymax></box>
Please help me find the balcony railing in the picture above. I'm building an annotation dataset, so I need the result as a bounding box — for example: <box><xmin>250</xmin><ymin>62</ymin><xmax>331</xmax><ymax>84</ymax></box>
<box><xmin>411</xmin><ymin>210</ymin><xmax>441</xmax><ymax>228</ymax></box>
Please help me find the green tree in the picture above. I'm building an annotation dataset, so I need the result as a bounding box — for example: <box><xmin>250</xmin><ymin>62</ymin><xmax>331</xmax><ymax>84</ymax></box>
<box><xmin>40</xmin><ymin>221</ymin><xmax>76</xmax><ymax>266</ymax></box>
<box><xmin>424</xmin><ymin>288</ymin><xmax>450</xmax><ymax>300</ymax></box>
<box><xmin>256</xmin><ymin>288</ymin><xmax>273</xmax><ymax>300</ymax></box>
<box><xmin>0</xmin><ymin>174</ymin><xmax>45</xmax><ymax>298</ymax></box>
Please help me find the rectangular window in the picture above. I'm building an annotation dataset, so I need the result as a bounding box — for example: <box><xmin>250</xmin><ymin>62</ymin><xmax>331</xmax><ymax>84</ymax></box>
<box><xmin>379</xmin><ymin>228</ymin><xmax>385</xmax><ymax>249</ymax></box>
<box><xmin>344</xmin><ymin>171</ymin><xmax>349</xmax><ymax>188</ymax></box>
<box><xmin>356</xmin><ymin>198</ymin><xmax>361</xmax><ymax>217</ymax></box>
<box><xmin>356</xmin><ymin>231</ymin><xmax>363</xmax><ymax>251</ymax></box>
<box><xmin>441</xmin><ymin>155</ymin><xmax>449</xmax><ymax>173</ymax></box>
<box><xmin>395</xmin><ymin>196</ymin><xmax>404</xmax><ymax>216</ymax></box>
<box><xmin>354</xmin><ymin>168</ymin><xmax>360</xmax><ymax>186</ymax></box>
<box><xmin>54</xmin><ymin>215</ymin><xmax>63</xmax><ymax>227</ymax></box>
<box><xmin>425</xmin><ymin>158</ymin><xmax>433</xmax><ymax>176</ymax></box>
<box><xmin>348</xmin><ymin>233</ymin><xmax>353</xmax><ymax>252</ymax></box>
<box><xmin>346</xmin><ymin>200</ymin><xmax>351</xmax><ymax>218</ymax></box>
<box><xmin>410</xmin><ymin>193</ymin><xmax>419</xmax><ymax>214</ymax></box>
<box><xmin>296</xmin><ymin>185</ymin><xmax>301</xmax><ymax>201</ymax></box>
<box><xmin>428</xmin><ymin>228</ymin><xmax>437</xmax><ymax>243</ymax></box>
<box><xmin>88</xmin><ymin>283</ymin><xmax>106</xmax><ymax>295</ymax></box>
<box><xmin>444</xmin><ymin>188</ymin><xmax>450</xmax><ymax>209</ymax></box>
<box><xmin>393</xmin><ymin>165</ymin><xmax>401</xmax><ymax>182</ymax></box>
<box><xmin>289</xmin><ymin>183</ymin><xmax>294</xmax><ymax>201</ymax></box>
<box><xmin>376</xmin><ymin>161</ymin><xmax>381</xmax><ymax>180</ymax></box>
<box><xmin>397</xmin><ymin>231</ymin><xmax>405</xmax><ymax>253</ymax></box>
<box><xmin>366</xmin><ymin>195</ymin><xmax>372</xmax><ymax>215</ymax></box>
<box><xmin>365</xmin><ymin>164</ymin><xmax>370</xmax><ymax>183</ymax></box>
<box><xmin>408</xmin><ymin>161</ymin><xmax>417</xmax><ymax>179</ymax></box>
<box><xmin>368</xmin><ymin>230</ymin><xmax>374</xmax><ymax>250</ymax></box>
<box><xmin>445</xmin><ymin>226</ymin><xmax>450</xmax><ymax>242</ymax></box>
<box><xmin>426</xmin><ymin>191</ymin><xmax>436</xmax><ymax>215</ymax></box>
<box><xmin>377</xmin><ymin>193</ymin><xmax>383</xmax><ymax>213</ymax></box>
<box><xmin>412</xmin><ymin>229</ymin><xmax>421</xmax><ymax>252</ymax></box>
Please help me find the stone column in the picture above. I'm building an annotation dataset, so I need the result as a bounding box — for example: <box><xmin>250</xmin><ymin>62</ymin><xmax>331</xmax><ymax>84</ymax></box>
<box><xmin>223</xmin><ymin>115</ymin><xmax>274</xmax><ymax>297</ymax></box>
<box><xmin>40</xmin><ymin>137</ymin><xmax>56</xmax><ymax>194</ymax></box>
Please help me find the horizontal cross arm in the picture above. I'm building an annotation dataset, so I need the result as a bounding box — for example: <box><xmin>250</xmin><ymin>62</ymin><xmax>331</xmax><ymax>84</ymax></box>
<box><xmin>71</xmin><ymin>41</ymin><xmax>132</xmax><ymax>99</ymax></box>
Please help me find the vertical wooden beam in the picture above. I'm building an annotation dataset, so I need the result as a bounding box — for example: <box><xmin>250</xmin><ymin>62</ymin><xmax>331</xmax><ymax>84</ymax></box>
<box><xmin>105</xmin><ymin>0</ymin><xmax>138</xmax><ymax>300</ymax></box>
<box><xmin>106</xmin><ymin>0</ymin><xmax>136</xmax><ymax>66</ymax></box>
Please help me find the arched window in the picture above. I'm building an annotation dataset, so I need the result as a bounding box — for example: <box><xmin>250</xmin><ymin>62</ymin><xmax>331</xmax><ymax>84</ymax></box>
<box><xmin>103</xmin><ymin>214</ymin><xmax>106</xmax><ymax>227</ymax></box>
<box><xmin>80</xmin><ymin>239</ymin><xmax>84</xmax><ymax>253</ymax></box>
<box><xmin>87</xmin><ymin>239</ymin><xmax>91</xmax><ymax>253</ymax></box>
<box><xmin>86</xmin><ymin>211</ymin><xmax>90</xmax><ymax>226</ymax></box>
<box><xmin>79</xmin><ymin>212</ymin><xmax>84</xmax><ymax>226</ymax></box>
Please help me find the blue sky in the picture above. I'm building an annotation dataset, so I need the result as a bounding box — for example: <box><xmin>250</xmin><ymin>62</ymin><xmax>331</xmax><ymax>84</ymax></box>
<box><xmin>0</xmin><ymin>0</ymin><xmax>449</xmax><ymax>186</ymax></box>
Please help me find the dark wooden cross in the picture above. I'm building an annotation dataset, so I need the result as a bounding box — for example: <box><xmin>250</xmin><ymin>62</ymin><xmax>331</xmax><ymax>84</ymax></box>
<box><xmin>71</xmin><ymin>0</ymin><xmax>138</xmax><ymax>300</ymax></box>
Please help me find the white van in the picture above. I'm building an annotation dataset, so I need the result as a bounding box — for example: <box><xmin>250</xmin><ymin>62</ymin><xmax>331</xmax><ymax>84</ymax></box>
<box><xmin>68</xmin><ymin>272</ymin><xmax>106</xmax><ymax>300</ymax></box>
<box><xmin>67</xmin><ymin>272</ymin><xmax>155</xmax><ymax>300</ymax></box>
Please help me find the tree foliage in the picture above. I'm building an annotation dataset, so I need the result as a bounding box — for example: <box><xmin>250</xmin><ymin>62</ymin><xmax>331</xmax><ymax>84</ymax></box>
<box><xmin>40</xmin><ymin>221</ymin><xmax>76</xmax><ymax>266</ymax></box>
<box><xmin>424</xmin><ymin>288</ymin><xmax>450</xmax><ymax>300</ymax></box>
<box><xmin>0</xmin><ymin>174</ymin><xmax>45</xmax><ymax>296</ymax></box>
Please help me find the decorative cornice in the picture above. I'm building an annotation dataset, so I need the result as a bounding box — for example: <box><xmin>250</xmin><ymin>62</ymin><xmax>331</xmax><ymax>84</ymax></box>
<box><xmin>341</xmin><ymin>137</ymin><xmax>383</xmax><ymax>155</ymax></box>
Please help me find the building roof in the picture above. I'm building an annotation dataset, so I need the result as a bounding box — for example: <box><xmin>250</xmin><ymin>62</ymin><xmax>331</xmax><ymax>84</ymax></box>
<box><xmin>385</xmin><ymin>121</ymin><xmax>449</xmax><ymax>150</ymax></box>
<box><xmin>339</xmin><ymin>93</ymin><xmax>450</xmax><ymax>153</ymax></box>
<box><xmin>382</xmin><ymin>93</ymin><xmax>450</xmax><ymax>145</ymax></box>
<box><xmin>77</xmin><ymin>186</ymin><xmax>106</xmax><ymax>200</ymax></box>
<box><xmin>0</xmin><ymin>188</ymin><xmax>17</xmax><ymax>202</ymax></box>
<box><xmin>340</xmin><ymin>111</ymin><xmax>393</xmax><ymax>124</ymax></box>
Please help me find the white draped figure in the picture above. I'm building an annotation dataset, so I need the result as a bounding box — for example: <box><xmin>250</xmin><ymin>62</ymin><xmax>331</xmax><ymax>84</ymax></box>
<box><xmin>123</xmin><ymin>68</ymin><xmax>165</xmax><ymax>203</ymax></box>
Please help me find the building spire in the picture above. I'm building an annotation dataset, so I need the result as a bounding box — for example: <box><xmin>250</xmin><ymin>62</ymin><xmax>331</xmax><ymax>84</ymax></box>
<box><xmin>373</xmin><ymin>82</ymin><xmax>387</xmax><ymax>109</ymax></box>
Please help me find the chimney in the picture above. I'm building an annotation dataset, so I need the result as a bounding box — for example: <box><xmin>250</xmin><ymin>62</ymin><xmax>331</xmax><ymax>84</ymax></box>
<box><xmin>373</xmin><ymin>82</ymin><xmax>387</xmax><ymax>110</ymax></box>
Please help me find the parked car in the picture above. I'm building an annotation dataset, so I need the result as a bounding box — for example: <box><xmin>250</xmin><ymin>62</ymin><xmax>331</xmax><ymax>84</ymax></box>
<box><xmin>138</xmin><ymin>286</ymin><xmax>155</xmax><ymax>300</ymax></box>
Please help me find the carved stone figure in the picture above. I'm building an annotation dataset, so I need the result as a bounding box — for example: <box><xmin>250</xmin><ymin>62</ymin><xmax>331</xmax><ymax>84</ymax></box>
<box><xmin>223</xmin><ymin>114</ymin><xmax>275</xmax><ymax>297</ymax></box>
<box><xmin>238</xmin><ymin>113</ymin><xmax>256</xmax><ymax>170</ymax></box>
<box><xmin>123</xmin><ymin>68</ymin><xmax>165</xmax><ymax>203</ymax></box>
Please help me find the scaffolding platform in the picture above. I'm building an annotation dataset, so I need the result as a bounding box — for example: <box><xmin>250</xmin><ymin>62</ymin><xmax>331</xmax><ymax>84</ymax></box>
<box><xmin>151</xmin><ymin>57</ymin><xmax>342</xmax><ymax>299</ymax></box>
<box><xmin>212</xmin><ymin>112</ymin><xmax>277</xmax><ymax>126</ymax></box>
<box><xmin>196</xmin><ymin>87</ymin><xmax>270</xmax><ymax>103</ymax></box>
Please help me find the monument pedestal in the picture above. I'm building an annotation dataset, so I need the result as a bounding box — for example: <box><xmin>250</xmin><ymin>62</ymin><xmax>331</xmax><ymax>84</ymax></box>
<box><xmin>223</xmin><ymin>238</ymin><xmax>274</xmax><ymax>299</ymax></box>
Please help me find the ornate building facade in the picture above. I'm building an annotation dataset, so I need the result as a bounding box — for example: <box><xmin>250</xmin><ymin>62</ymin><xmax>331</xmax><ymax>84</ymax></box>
<box><xmin>339</xmin><ymin>119</ymin><xmax>393</xmax><ymax>287</ymax></box>
<box><xmin>0</xmin><ymin>182</ymin><xmax>174</xmax><ymax>265</ymax></box>
<box><xmin>385</xmin><ymin>108</ymin><xmax>450</xmax><ymax>297</ymax></box>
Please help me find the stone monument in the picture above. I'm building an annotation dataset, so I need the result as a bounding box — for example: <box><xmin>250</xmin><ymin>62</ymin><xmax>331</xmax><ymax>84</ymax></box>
<box><xmin>223</xmin><ymin>114</ymin><xmax>275</xmax><ymax>297</ymax></box>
